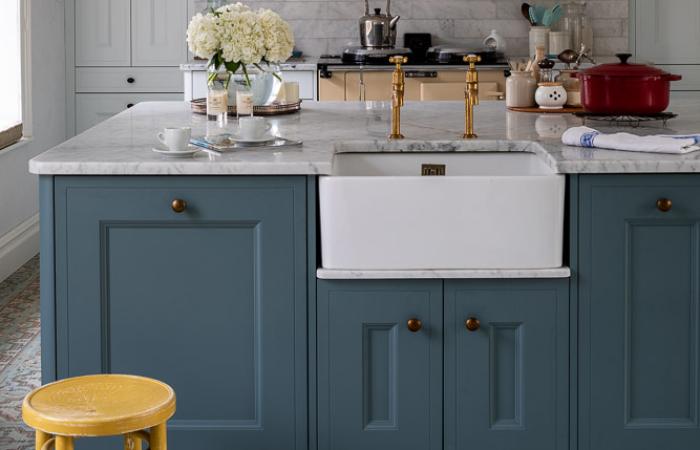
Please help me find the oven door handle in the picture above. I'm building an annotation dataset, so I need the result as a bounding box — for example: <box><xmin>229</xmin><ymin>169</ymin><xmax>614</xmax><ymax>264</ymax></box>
<box><xmin>405</xmin><ymin>71</ymin><xmax>438</xmax><ymax>78</ymax></box>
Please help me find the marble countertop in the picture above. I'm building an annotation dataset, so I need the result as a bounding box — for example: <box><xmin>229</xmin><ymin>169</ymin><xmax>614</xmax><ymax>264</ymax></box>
<box><xmin>30</xmin><ymin>94</ymin><xmax>700</xmax><ymax>175</ymax></box>
<box><xmin>180</xmin><ymin>57</ymin><xmax>318</xmax><ymax>72</ymax></box>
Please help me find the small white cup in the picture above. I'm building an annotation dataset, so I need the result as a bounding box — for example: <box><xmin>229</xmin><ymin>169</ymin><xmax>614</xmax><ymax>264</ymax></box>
<box><xmin>157</xmin><ymin>127</ymin><xmax>191</xmax><ymax>151</ymax></box>
<box><xmin>238</xmin><ymin>117</ymin><xmax>271</xmax><ymax>141</ymax></box>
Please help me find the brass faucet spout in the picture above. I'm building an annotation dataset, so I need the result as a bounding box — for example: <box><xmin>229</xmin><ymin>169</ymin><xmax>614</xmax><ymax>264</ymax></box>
<box><xmin>388</xmin><ymin>55</ymin><xmax>408</xmax><ymax>140</ymax></box>
<box><xmin>463</xmin><ymin>54</ymin><xmax>481</xmax><ymax>139</ymax></box>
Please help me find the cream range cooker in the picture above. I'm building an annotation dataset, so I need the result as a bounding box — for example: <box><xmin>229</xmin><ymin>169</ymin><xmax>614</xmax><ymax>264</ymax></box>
<box><xmin>318</xmin><ymin>48</ymin><xmax>508</xmax><ymax>102</ymax></box>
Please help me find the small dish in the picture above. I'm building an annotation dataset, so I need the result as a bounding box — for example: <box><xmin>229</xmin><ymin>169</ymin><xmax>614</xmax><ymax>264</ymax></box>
<box><xmin>229</xmin><ymin>132</ymin><xmax>276</xmax><ymax>144</ymax></box>
<box><xmin>152</xmin><ymin>145</ymin><xmax>200</xmax><ymax>157</ymax></box>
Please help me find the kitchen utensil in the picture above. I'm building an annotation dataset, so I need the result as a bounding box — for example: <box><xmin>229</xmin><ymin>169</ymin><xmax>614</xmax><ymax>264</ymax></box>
<box><xmin>521</xmin><ymin>3</ymin><xmax>535</xmax><ymax>25</ymax></box>
<box><xmin>577</xmin><ymin>53</ymin><xmax>682</xmax><ymax>114</ymax></box>
<box><xmin>528</xmin><ymin>6</ymin><xmax>538</xmax><ymax>25</ymax></box>
<box><xmin>543</xmin><ymin>4</ymin><xmax>562</xmax><ymax>27</ymax></box>
<box><xmin>530</xmin><ymin>4</ymin><xmax>546</xmax><ymax>24</ymax></box>
<box><xmin>557</xmin><ymin>49</ymin><xmax>578</xmax><ymax>66</ymax></box>
<box><xmin>359</xmin><ymin>0</ymin><xmax>400</xmax><ymax>48</ymax></box>
<box><xmin>157</xmin><ymin>127</ymin><xmax>192</xmax><ymax>151</ymax></box>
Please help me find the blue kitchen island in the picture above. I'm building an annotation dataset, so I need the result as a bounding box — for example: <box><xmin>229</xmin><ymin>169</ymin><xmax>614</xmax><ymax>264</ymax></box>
<box><xmin>30</xmin><ymin>99</ymin><xmax>700</xmax><ymax>450</ymax></box>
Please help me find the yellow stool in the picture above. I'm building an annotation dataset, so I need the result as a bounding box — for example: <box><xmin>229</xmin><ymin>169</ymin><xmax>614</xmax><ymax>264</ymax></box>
<box><xmin>22</xmin><ymin>374</ymin><xmax>176</xmax><ymax>450</ymax></box>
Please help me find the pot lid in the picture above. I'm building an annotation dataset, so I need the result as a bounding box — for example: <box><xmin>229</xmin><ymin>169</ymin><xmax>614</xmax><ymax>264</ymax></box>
<box><xmin>582</xmin><ymin>53</ymin><xmax>670</xmax><ymax>78</ymax></box>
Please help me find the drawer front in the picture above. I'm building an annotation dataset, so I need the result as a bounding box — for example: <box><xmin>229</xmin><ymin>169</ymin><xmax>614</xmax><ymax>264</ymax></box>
<box><xmin>657</xmin><ymin>65</ymin><xmax>700</xmax><ymax>91</ymax></box>
<box><xmin>76</xmin><ymin>93</ymin><xmax>182</xmax><ymax>133</ymax></box>
<box><xmin>76</xmin><ymin>67</ymin><xmax>183</xmax><ymax>93</ymax></box>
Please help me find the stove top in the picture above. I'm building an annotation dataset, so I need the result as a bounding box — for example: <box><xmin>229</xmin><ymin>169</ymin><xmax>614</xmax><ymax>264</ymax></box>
<box><xmin>320</xmin><ymin>48</ymin><xmax>508</xmax><ymax>67</ymax></box>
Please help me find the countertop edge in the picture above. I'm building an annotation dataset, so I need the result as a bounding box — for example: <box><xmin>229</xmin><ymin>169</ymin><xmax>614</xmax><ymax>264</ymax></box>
<box><xmin>316</xmin><ymin>267</ymin><xmax>572</xmax><ymax>279</ymax></box>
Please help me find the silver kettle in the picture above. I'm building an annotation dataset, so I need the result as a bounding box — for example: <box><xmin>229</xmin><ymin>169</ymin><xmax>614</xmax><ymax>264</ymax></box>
<box><xmin>359</xmin><ymin>0</ymin><xmax>400</xmax><ymax>48</ymax></box>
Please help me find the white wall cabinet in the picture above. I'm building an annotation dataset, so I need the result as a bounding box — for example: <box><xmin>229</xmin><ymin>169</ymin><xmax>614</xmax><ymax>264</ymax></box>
<box><xmin>132</xmin><ymin>0</ymin><xmax>188</xmax><ymax>66</ymax></box>
<box><xmin>633</xmin><ymin>0</ymin><xmax>700</xmax><ymax>90</ymax></box>
<box><xmin>75</xmin><ymin>0</ymin><xmax>131</xmax><ymax>66</ymax></box>
<box><xmin>71</xmin><ymin>0</ymin><xmax>187</xmax><ymax>135</ymax></box>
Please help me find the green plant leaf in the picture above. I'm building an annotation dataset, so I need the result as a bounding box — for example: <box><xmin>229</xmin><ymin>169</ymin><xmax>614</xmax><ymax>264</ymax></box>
<box><xmin>241</xmin><ymin>65</ymin><xmax>252</xmax><ymax>87</ymax></box>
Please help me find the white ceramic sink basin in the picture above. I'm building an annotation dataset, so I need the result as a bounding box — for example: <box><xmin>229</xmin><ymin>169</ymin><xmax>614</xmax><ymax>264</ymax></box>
<box><xmin>320</xmin><ymin>152</ymin><xmax>565</xmax><ymax>270</ymax></box>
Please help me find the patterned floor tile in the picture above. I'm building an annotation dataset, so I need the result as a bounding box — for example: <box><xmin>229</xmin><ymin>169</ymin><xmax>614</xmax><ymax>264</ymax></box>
<box><xmin>0</xmin><ymin>255</ymin><xmax>41</xmax><ymax>450</ymax></box>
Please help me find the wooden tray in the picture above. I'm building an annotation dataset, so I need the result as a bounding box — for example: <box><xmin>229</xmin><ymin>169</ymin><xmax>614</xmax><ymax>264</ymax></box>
<box><xmin>191</xmin><ymin>98</ymin><xmax>302</xmax><ymax>116</ymax></box>
<box><xmin>508</xmin><ymin>106</ymin><xmax>585</xmax><ymax>114</ymax></box>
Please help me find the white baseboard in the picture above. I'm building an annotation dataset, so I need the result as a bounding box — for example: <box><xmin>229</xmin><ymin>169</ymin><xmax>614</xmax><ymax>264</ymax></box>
<box><xmin>0</xmin><ymin>213</ymin><xmax>40</xmax><ymax>284</ymax></box>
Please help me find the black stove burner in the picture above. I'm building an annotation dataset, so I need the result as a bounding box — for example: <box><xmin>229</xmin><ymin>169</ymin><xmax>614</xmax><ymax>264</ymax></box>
<box><xmin>425</xmin><ymin>47</ymin><xmax>505</xmax><ymax>65</ymax></box>
<box><xmin>341</xmin><ymin>46</ymin><xmax>413</xmax><ymax>65</ymax></box>
<box><xmin>574</xmin><ymin>112</ymin><xmax>678</xmax><ymax>128</ymax></box>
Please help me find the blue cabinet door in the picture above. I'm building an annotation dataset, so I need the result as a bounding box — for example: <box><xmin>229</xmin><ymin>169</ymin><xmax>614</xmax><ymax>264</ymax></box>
<box><xmin>444</xmin><ymin>279</ymin><xmax>569</xmax><ymax>450</ymax></box>
<box><xmin>317</xmin><ymin>280</ymin><xmax>443</xmax><ymax>450</ymax></box>
<box><xmin>53</xmin><ymin>176</ymin><xmax>307</xmax><ymax>450</ymax></box>
<box><xmin>579</xmin><ymin>175</ymin><xmax>700</xmax><ymax>450</ymax></box>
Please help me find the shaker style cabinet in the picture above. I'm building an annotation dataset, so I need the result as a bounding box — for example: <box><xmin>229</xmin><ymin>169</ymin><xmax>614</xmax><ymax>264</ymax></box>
<box><xmin>71</xmin><ymin>0</ymin><xmax>187</xmax><ymax>133</ymax></box>
<box><xmin>444</xmin><ymin>280</ymin><xmax>569</xmax><ymax>450</ymax></box>
<box><xmin>317</xmin><ymin>280</ymin><xmax>443</xmax><ymax>450</ymax></box>
<box><xmin>75</xmin><ymin>0</ymin><xmax>187</xmax><ymax>67</ymax></box>
<box><xmin>317</xmin><ymin>279</ymin><xmax>569</xmax><ymax>450</ymax></box>
<box><xmin>50</xmin><ymin>176</ymin><xmax>308</xmax><ymax>450</ymax></box>
<box><xmin>578</xmin><ymin>175</ymin><xmax>700</xmax><ymax>450</ymax></box>
<box><xmin>633</xmin><ymin>0</ymin><xmax>700</xmax><ymax>90</ymax></box>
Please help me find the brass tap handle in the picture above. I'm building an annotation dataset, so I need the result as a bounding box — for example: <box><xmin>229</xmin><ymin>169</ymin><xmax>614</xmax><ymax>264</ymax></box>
<box><xmin>407</xmin><ymin>318</ymin><xmax>423</xmax><ymax>332</ymax></box>
<box><xmin>465</xmin><ymin>317</ymin><xmax>481</xmax><ymax>332</ymax></box>
<box><xmin>657</xmin><ymin>198</ymin><xmax>673</xmax><ymax>212</ymax></box>
<box><xmin>463</xmin><ymin>54</ymin><xmax>482</xmax><ymax>69</ymax></box>
<box><xmin>171</xmin><ymin>199</ymin><xmax>187</xmax><ymax>213</ymax></box>
<box><xmin>389</xmin><ymin>55</ymin><xmax>408</xmax><ymax>66</ymax></box>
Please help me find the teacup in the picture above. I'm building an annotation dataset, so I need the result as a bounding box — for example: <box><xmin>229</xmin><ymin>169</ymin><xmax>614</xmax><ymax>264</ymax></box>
<box><xmin>157</xmin><ymin>127</ymin><xmax>191</xmax><ymax>151</ymax></box>
<box><xmin>238</xmin><ymin>117</ymin><xmax>271</xmax><ymax>141</ymax></box>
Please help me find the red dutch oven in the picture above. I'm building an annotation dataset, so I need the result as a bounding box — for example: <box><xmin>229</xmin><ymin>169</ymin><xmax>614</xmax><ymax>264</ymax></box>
<box><xmin>578</xmin><ymin>53</ymin><xmax>682</xmax><ymax>114</ymax></box>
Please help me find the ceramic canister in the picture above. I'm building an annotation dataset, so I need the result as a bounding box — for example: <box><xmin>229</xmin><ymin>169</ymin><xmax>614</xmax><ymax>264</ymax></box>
<box><xmin>506</xmin><ymin>71</ymin><xmax>537</xmax><ymax>108</ymax></box>
<box><xmin>535</xmin><ymin>82</ymin><xmax>568</xmax><ymax>109</ymax></box>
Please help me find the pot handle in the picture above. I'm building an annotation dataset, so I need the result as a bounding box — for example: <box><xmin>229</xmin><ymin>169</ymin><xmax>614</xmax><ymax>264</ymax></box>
<box><xmin>665</xmin><ymin>74</ymin><xmax>683</xmax><ymax>81</ymax></box>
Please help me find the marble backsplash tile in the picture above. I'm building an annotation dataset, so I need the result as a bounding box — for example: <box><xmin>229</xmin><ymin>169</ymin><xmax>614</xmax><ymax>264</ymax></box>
<box><xmin>192</xmin><ymin>0</ymin><xmax>629</xmax><ymax>57</ymax></box>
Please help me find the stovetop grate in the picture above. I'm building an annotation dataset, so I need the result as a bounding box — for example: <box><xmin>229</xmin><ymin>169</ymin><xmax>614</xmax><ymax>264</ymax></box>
<box><xmin>574</xmin><ymin>112</ymin><xmax>678</xmax><ymax>128</ymax></box>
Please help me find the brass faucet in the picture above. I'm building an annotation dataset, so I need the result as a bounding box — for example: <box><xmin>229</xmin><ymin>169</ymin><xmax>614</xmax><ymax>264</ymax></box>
<box><xmin>463</xmin><ymin>54</ymin><xmax>481</xmax><ymax>139</ymax></box>
<box><xmin>389</xmin><ymin>55</ymin><xmax>408</xmax><ymax>140</ymax></box>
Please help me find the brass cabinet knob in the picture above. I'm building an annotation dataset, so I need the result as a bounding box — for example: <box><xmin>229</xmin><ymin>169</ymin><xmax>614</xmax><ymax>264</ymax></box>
<box><xmin>407</xmin><ymin>318</ymin><xmax>423</xmax><ymax>333</ymax></box>
<box><xmin>465</xmin><ymin>317</ymin><xmax>481</xmax><ymax>332</ymax></box>
<box><xmin>171</xmin><ymin>199</ymin><xmax>187</xmax><ymax>213</ymax></box>
<box><xmin>656</xmin><ymin>198</ymin><xmax>673</xmax><ymax>212</ymax></box>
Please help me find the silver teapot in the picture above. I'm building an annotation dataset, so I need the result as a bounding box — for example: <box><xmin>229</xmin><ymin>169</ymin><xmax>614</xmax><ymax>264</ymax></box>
<box><xmin>359</xmin><ymin>0</ymin><xmax>400</xmax><ymax>48</ymax></box>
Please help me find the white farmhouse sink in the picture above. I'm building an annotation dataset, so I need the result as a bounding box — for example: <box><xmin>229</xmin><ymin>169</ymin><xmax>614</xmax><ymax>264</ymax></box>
<box><xmin>320</xmin><ymin>152</ymin><xmax>565</xmax><ymax>270</ymax></box>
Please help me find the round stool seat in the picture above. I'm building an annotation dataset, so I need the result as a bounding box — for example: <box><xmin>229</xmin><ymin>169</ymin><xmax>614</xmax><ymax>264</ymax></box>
<box><xmin>22</xmin><ymin>374</ymin><xmax>176</xmax><ymax>437</ymax></box>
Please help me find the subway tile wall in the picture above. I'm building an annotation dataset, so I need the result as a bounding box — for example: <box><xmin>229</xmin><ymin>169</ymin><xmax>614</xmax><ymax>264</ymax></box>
<box><xmin>191</xmin><ymin>0</ymin><xmax>629</xmax><ymax>57</ymax></box>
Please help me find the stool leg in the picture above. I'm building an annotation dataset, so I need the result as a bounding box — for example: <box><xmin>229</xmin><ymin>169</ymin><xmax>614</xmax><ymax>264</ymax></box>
<box><xmin>123</xmin><ymin>433</ymin><xmax>143</xmax><ymax>450</ymax></box>
<box><xmin>55</xmin><ymin>436</ymin><xmax>74</xmax><ymax>450</ymax></box>
<box><xmin>150</xmin><ymin>423</ymin><xmax>167</xmax><ymax>450</ymax></box>
<box><xmin>35</xmin><ymin>430</ymin><xmax>52</xmax><ymax>450</ymax></box>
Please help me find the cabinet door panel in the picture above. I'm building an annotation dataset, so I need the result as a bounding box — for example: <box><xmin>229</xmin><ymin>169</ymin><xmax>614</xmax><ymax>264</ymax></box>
<box><xmin>132</xmin><ymin>0</ymin><xmax>188</xmax><ymax>66</ymax></box>
<box><xmin>445</xmin><ymin>279</ymin><xmax>569</xmax><ymax>450</ymax></box>
<box><xmin>635</xmin><ymin>0</ymin><xmax>700</xmax><ymax>64</ymax></box>
<box><xmin>55</xmin><ymin>176</ymin><xmax>307</xmax><ymax>450</ymax></box>
<box><xmin>76</xmin><ymin>0</ymin><xmax>131</xmax><ymax>66</ymax></box>
<box><xmin>317</xmin><ymin>280</ymin><xmax>443</xmax><ymax>450</ymax></box>
<box><xmin>579</xmin><ymin>175</ymin><xmax>700</xmax><ymax>450</ymax></box>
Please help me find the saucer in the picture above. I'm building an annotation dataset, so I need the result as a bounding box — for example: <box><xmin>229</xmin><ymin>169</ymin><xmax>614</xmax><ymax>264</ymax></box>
<box><xmin>152</xmin><ymin>145</ymin><xmax>199</xmax><ymax>157</ymax></box>
<box><xmin>230</xmin><ymin>132</ymin><xmax>276</xmax><ymax>144</ymax></box>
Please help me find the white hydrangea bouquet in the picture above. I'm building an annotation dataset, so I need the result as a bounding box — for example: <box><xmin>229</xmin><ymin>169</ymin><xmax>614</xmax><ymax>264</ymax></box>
<box><xmin>187</xmin><ymin>2</ymin><xmax>294</xmax><ymax>86</ymax></box>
